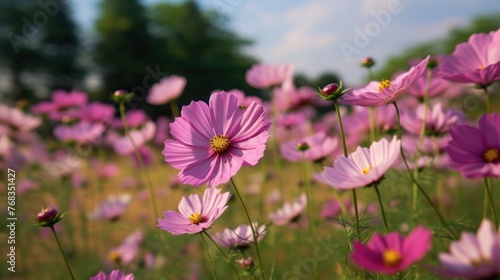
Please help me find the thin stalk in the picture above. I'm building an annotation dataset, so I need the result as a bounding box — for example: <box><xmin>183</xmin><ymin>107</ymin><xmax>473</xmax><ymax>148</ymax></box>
<box><xmin>369</xmin><ymin>107</ymin><xmax>377</xmax><ymax>142</ymax></box>
<box><xmin>230</xmin><ymin>178</ymin><xmax>265</xmax><ymax>280</ymax></box>
<box><xmin>373</xmin><ymin>184</ymin><xmax>389</xmax><ymax>231</ymax></box>
<box><xmin>169</xmin><ymin>100</ymin><xmax>180</xmax><ymax>118</ymax></box>
<box><xmin>200</xmin><ymin>233</ymin><xmax>217</xmax><ymax>280</ymax></box>
<box><xmin>302</xmin><ymin>157</ymin><xmax>315</xmax><ymax>235</ymax></box>
<box><xmin>393</xmin><ymin>102</ymin><xmax>457</xmax><ymax>239</ymax></box>
<box><xmin>203</xmin><ymin>231</ymin><xmax>241</xmax><ymax>280</ymax></box>
<box><xmin>50</xmin><ymin>226</ymin><xmax>75</xmax><ymax>280</ymax></box>
<box><xmin>484</xmin><ymin>177</ymin><xmax>498</xmax><ymax>228</ymax></box>
<box><xmin>334</xmin><ymin>100</ymin><xmax>361</xmax><ymax>238</ymax></box>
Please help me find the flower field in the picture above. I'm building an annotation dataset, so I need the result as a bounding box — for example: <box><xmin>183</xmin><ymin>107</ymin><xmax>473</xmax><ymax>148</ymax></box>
<box><xmin>1</xmin><ymin>28</ymin><xmax>500</xmax><ymax>280</ymax></box>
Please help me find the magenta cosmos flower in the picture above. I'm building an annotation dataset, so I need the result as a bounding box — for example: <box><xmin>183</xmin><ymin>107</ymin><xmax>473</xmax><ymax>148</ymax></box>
<box><xmin>157</xmin><ymin>187</ymin><xmax>230</xmax><ymax>235</ymax></box>
<box><xmin>439</xmin><ymin>28</ymin><xmax>500</xmax><ymax>87</ymax></box>
<box><xmin>53</xmin><ymin>122</ymin><xmax>105</xmax><ymax>145</ymax></box>
<box><xmin>90</xmin><ymin>270</ymin><xmax>134</xmax><ymax>280</ymax></box>
<box><xmin>147</xmin><ymin>75</ymin><xmax>187</xmax><ymax>105</ymax></box>
<box><xmin>31</xmin><ymin>89</ymin><xmax>88</xmax><ymax>121</ymax></box>
<box><xmin>339</xmin><ymin>56</ymin><xmax>430</xmax><ymax>107</ymax></box>
<box><xmin>245</xmin><ymin>63</ymin><xmax>294</xmax><ymax>89</ymax></box>
<box><xmin>317</xmin><ymin>137</ymin><xmax>400</xmax><ymax>190</ymax></box>
<box><xmin>163</xmin><ymin>91</ymin><xmax>271</xmax><ymax>187</ymax></box>
<box><xmin>431</xmin><ymin>219</ymin><xmax>500</xmax><ymax>279</ymax></box>
<box><xmin>280</xmin><ymin>132</ymin><xmax>339</xmax><ymax>162</ymax></box>
<box><xmin>351</xmin><ymin>226</ymin><xmax>432</xmax><ymax>275</ymax></box>
<box><xmin>446</xmin><ymin>113</ymin><xmax>500</xmax><ymax>178</ymax></box>
<box><xmin>213</xmin><ymin>223</ymin><xmax>266</xmax><ymax>250</ymax></box>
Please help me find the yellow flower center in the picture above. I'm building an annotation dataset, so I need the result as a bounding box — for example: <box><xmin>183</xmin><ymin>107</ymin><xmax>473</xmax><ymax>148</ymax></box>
<box><xmin>108</xmin><ymin>251</ymin><xmax>121</xmax><ymax>264</ymax></box>
<box><xmin>189</xmin><ymin>212</ymin><xmax>205</xmax><ymax>225</ymax></box>
<box><xmin>382</xmin><ymin>249</ymin><xmax>402</xmax><ymax>266</ymax></box>
<box><xmin>479</xmin><ymin>65</ymin><xmax>486</xmax><ymax>70</ymax></box>
<box><xmin>378</xmin><ymin>79</ymin><xmax>391</xmax><ymax>92</ymax></box>
<box><xmin>296</xmin><ymin>142</ymin><xmax>310</xmax><ymax>152</ymax></box>
<box><xmin>484</xmin><ymin>148</ymin><xmax>499</xmax><ymax>162</ymax></box>
<box><xmin>362</xmin><ymin>165</ymin><xmax>372</xmax><ymax>175</ymax></box>
<box><xmin>210</xmin><ymin>134</ymin><xmax>230</xmax><ymax>153</ymax></box>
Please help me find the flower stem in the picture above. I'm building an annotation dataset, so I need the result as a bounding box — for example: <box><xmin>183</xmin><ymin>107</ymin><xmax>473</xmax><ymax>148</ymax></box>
<box><xmin>203</xmin><ymin>231</ymin><xmax>241</xmax><ymax>280</ymax></box>
<box><xmin>373</xmin><ymin>184</ymin><xmax>389</xmax><ymax>232</ymax></box>
<box><xmin>302</xmin><ymin>158</ymin><xmax>315</xmax><ymax>235</ymax></box>
<box><xmin>230</xmin><ymin>178</ymin><xmax>265</xmax><ymax>280</ymax></box>
<box><xmin>393</xmin><ymin>102</ymin><xmax>457</xmax><ymax>239</ymax></box>
<box><xmin>200</xmin><ymin>232</ymin><xmax>217</xmax><ymax>280</ymax></box>
<box><xmin>334</xmin><ymin>100</ymin><xmax>361</xmax><ymax>238</ymax></box>
<box><xmin>484</xmin><ymin>177</ymin><xmax>498</xmax><ymax>228</ymax></box>
<box><xmin>483</xmin><ymin>87</ymin><xmax>491</xmax><ymax>114</ymax></box>
<box><xmin>369</xmin><ymin>107</ymin><xmax>378</xmax><ymax>142</ymax></box>
<box><xmin>169</xmin><ymin>100</ymin><xmax>180</xmax><ymax>118</ymax></box>
<box><xmin>50</xmin><ymin>226</ymin><xmax>75</xmax><ymax>280</ymax></box>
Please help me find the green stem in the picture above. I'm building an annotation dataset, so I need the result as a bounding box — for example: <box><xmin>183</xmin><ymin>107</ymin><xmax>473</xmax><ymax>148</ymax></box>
<box><xmin>169</xmin><ymin>100</ymin><xmax>180</xmax><ymax>118</ymax></box>
<box><xmin>230</xmin><ymin>178</ymin><xmax>265</xmax><ymax>280</ymax></box>
<box><xmin>203</xmin><ymin>231</ymin><xmax>241</xmax><ymax>280</ymax></box>
<box><xmin>484</xmin><ymin>177</ymin><xmax>498</xmax><ymax>228</ymax></box>
<box><xmin>50</xmin><ymin>226</ymin><xmax>75</xmax><ymax>280</ymax></box>
<box><xmin>393</xmin><ymin>102</ymin><xmax>457</xmax><ymax>239</ymax></box>
<box><xmin>200</xmin><ymin>233</ymin><xmax>217</xmax><ymax>280</ymax></box>
<box><xmin>302</xmin><ymin>158</ymin><xmax>315</xmax><ymax>235</ymax></box>
<box><xmin>369</xmin><ymin>107</ymin><xmax>377</xmax><ymax>142</ymax></box>
<box><xmin>334</xmin><ymin>100</ymin><xmax>361</xmax><ymax>238</ymax></box>
<box><xmin>373</xmin><ymin>184</ymin><xmax>389</xmax><ymax>232</ymax></box>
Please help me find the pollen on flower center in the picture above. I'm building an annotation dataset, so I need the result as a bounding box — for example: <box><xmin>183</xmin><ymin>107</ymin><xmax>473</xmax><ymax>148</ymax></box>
<box><xmin>362</xmin><ymin>165</ymin><xmax>373</xmax><ymax>174</ymax></box>
<box><xmin>382</xmin><ymin>249</ymin><xmax>402</xmax><ymax>266</ymax></box>
<box><xmin>189</xmin><ymin>212</ymin><xmax>206</xmax><ymax>225</ymax></box>
<box><xmin>378</xmin><ymin>79</ymin><xmax>391</xmax><ymax>92</ymax></box>
<box><xmin>296</xmin><ymin>142</ymin><xmax>310</xmax><ymax>152</ymax></box>
<box><xmin>484</xmin><ymin>148</ymin><xmax>499</xmax><ymax>162</ymax></box>
<box><xmin>108</xmin><ymin>251</ymin><xmax>121</xmax><ymax>264</ymax></box>
<box><xmin>210</xmin><ymin>134</ymin><xmax>230</xmax><ymax>153</ymax></box>
<box><xmin>479</xmin><ymin>65</ymin><xmax>486</xmax><ymax>70</ymax></box>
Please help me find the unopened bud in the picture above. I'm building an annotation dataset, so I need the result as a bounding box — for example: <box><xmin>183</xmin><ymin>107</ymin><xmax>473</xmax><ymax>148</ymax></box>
<box><xmin>361</xmin><ymin>57</ymin><xmax>375</xmax><ymax>68</ymax></box>
<box><xmin>36</xmin><ymin>207</ymin><xmax>65</xmax><ymax>227</ymax></box>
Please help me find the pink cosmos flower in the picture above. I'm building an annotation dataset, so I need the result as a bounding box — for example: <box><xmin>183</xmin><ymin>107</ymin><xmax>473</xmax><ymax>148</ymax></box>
<box><xmin>280</xmin><ymin>132</ymin><xmax>339</xmax><ymax>162</ymax></box>
<box><xmin>221</xmin><ymin>89</ymin><xmax>263</xmax><ymax>108</ymax></box>
<box><xmin>269</xmin><ymin>193</ymin><xmax>307</xmax><ymax>226</ymax></box>
<box><xmin>163</xmin><ymin>91</ymin><xmax>271</xmax><ymax>187</ymax></box>
<box><xmin>0</xmin><ymin>105</ymin><xmax>41</xmax><ymax>135</ymax></box>
<box><xmin>351</xmin><ymin>226</ymin><xmax>432</xmax><ymax>275</ymax></box>
<box><xmin>153</xmin><ymin>116</ymin><xmax>171</xmax><ymax>145</ymax></box>
<box><xmin>53</xmin><ymin>122</ymin><xmax>105</xmax><ymax>144</ymax></box>
<box><xmin>445</xmin><ymin>113</ymin><xmax>500</xmax><ymax>178</ymax></box>
<box><xmin>107</xmin><ymin>121</ymin><xmax>156</xmax><ymax>155</ymax></box>
<box><xmin>245</xmin><ymin>64</ymin><xmax>294</xmax><ymax>89</ymax></box>
<box><xmin>31</xmin><ymin>89</ymin><xmax>87</xmax><ymax>121</ymax></box>
<box><xmin>438</xmin><ymin>28</ymin><xmax>500</xmax><ymax>87</ymax></box>
<box><xmin>317</xmin><ymin>137</ymin><xmax>400</xmax><ymax>189</ymax></box>
<box><xmin>339</xmin><ymin>56</ymin><xmax>430</xmax><ymax>106</ymax></box>
<box><xmin>90</xmin><ymin>159</ymin><xmax>119</xmax><ymax>179</ymax></box>
<box><xmin>111</xmin><ymin>110</ymin><xmax>148</xmax><ymax>129</ymax></box>
<box><xmin>273</xmin><ymin>85</ymin><xmax>328</xmax><ymax>113</ymax></box>
<box><xmin>401</xmin><ymin>102</ymin><xmax>464</xmax><ymax>135</ymax></box>
<box><xmin>157</xmin><ymin>187</ymin><xmax>230</xmax><ymax>235</ymax></box>
<box><xmin>90</xmin><ymin>270</ymin><xmax>134</xmax><ymax>280</ymax></box>
<box><xmin>431</xmin><ymin>219</ymin><xmax>500</xmax><ymax>279</ymax></box>
<box><xmin>274</xmin><ymin>111</ymin><xmax>309</xmax><ymax>142</ymax></box>
<box><xmin>213</xmin><ymin>223</ymin><xmax>266</xmax><ymax>250</ymax></box>
<box><xmin>147</xmin><ymin>75</ymin><xmax>187</xmax><ymax>105</ymax></box>
<box><xmin>89</xmin><ymin>194</ymin><xmax>132</xmax><ymax>222</ymax></box>
<box><xmin>107</xmin><ymin>230</ymin><xmax>143</xmax><ymax>266</ymax></box>
<box><xmin>77</xmin><ymin>102</ymin><xmax>115</xmax><ymax>123</ymax></box>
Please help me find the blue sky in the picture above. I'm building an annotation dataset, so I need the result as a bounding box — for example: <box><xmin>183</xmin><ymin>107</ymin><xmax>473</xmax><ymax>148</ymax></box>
<box><xmin>71</xmin><ymin>0</ymin><xmax>500</xmax><ymax>85</ymax></box>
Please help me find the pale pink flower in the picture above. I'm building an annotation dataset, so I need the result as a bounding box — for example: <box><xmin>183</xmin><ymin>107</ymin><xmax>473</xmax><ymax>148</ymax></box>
<box><xmin>280</xmin><ymin>132</ymin><xmax>339</xmax><ymax>162</ymax></box>
<box><xmin>245</xmin><ymin>64</ymin><xmax>294</xmax><ymax>89</ymax></box>
<box><xmin>213</xmin><ymin>223</ymin><xmax>266</xmax><ymax>250</ymax></box>
<box><xmin>401</xmin><ymin>102</ymin><xmax>464</xmax><ymax>135</ymax></box>
<box><xmin>339</xmin><ymin>56</ymin><xmax>430</xmax><ymax>106</ymax></box>
<box><xmin>0</xmin><ymin>104</ymin><xmax>41</xmax><ymax>135</ymax></box>
<box><xmin>157</xmin><ymin>187</ymin><xmax>230</xmax><ymax>235</ymax></box>
<box><xmin>269</xmin><ymin>193</ymin><xmax>307</xmax><ymax>226</ymax></box>
<box><xmin>89</xmin><ymin>194</ymin><xmax>132</xmax><ymax>222</ymax></box>
<box><xmin>163</xmin><ymin>91</ymin><xmax>271</xmax><ymax>187</ymax></box>
<box><xmin>317</xmin><ymin>137</ymin><xmax>400</xmax><ymax>189</ymax></box>
<box><xmin>53</xmin><ymin>122</ymin><xmax>105</xmax><ymax>144</ymax></box>
<box><xmin>147</xmin><ymin>75</ymin><xmax>187</xmax><ymax>105</ymax></box>
<box><xmin>90</xmin><ymin>270</ymin><xmax>134</xmax><ymax>280</ymax></box>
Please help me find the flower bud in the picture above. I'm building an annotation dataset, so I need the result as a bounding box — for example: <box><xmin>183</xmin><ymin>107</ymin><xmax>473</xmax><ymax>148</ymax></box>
<box><xmin>111</xmin><ymin>90</ymin><xmax>134</xmax><ymax>103</ymax></box>
<box><xmin>427</xmin><ymin>58</ymin><xmax>438</xmax><ymax>69</ymax></box>
<box><xmin>235</xmin><ymin>257</ymin><xmax>254</xmax><ymax>270</ymax></box>
<box><xmin>317</xmin><ymin>80</ymin><xmax>350</xmax><ymax>101</ymax></box>
<box><xmin>36</xmin><ymin>207</ymin><xmax>65</xmax><ymax>227</ymax></box>
<box><xmin>361</xmin><ymin>57</ymin><xmax>376</xmax><ymax>68</ymax></box>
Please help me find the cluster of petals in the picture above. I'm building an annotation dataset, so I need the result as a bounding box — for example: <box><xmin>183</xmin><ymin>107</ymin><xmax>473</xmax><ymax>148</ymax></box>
<box><xmin>400</xmin><ymin>102</ymin><xmax>465</xmax><ymax>135</ymax></box>
<box><xmin>107</xmin><ymin>230</ymin><xmax>143</xmax><ymax>265</ymax></box>
<box><xmin>163</xmin><ymin>91</ymin><xmax>271</xmax><ymax>187</ymax></box>
<box><xmin>53</xmin><ymin>122</ymin><xmax>105</xmax><ymax>145</ymax></box>
<box><xmin>147</xmin><ymin>75</ymin><xmax>187</xmax><ymax>105</ymax></box>
<box><xmin>445</xmin><ymin>113</ymin><xmax>500</xmax><ymax>178</ymax></box>
<box><xmin>107</xmin><ymin>121</ymin><xmax>156</xmax><ymax>155</ymax></box>
<box><xmin>213</xmin><ymin>223</ymin><xmax>266</xmax><ymax>250</ymax></box>
<box><xmin>280</xmin><ymin>131</ymin><xmax>339</xmax><ymax>162</ymax></box>
<box><xmin>339</xmin><ymin>56</ymin><xmax>430</xmax><ymax>107</ymax></box>
<box><xmin>157</xmin><ymin>187</ymin><xmax>230</xmax><ymax>235</ymax></box>
<box><xmin>269</xmin><ymin>193</ymin><xmax>307</xmax><ymax>226</ymax></box>
<box><xmin>31</xmin><ymin>89</ymin><xmax>88</xmax><ymax>121</ymax></box>
<box><xmin>0</xmin><ymin>104</ymin><xmax>41</xmax><ymax>135</ymax></box>
<box><xmin>317</xmin><ymin>136</ymin><xmax>400</xmax><ymax>189</ymax></box>
<box><xmin>351</xmin><ymin>226</ymin><xmax>432</xmax><ymax>274</ymax></box>
<box><xmin>438</xmin><ymin>28</ymin><xmax>500</xmax><ymax>87</ymax></box>
<box><xmin>430</xmin><ymin>219</ymin><xmax>500</xmax><ymax>279</ymax></box>
<box><xmin>245</xmin><ymin>63</ymin><xmax>294</xmax><ymax>89</ymax></box>
<box><xmin>89</xmin><ymin>194</ymin><xmax>132</xmax><ymax>221</ymax></box>
<box><xmin>90</xmin><ymin>269</ymin><xmax>134</xmax><ymax>280</ymax></box>
<box><xmin>222</xmin><ymin>89</ymin><xmax>263</xmax><ymax>108</ymax></box>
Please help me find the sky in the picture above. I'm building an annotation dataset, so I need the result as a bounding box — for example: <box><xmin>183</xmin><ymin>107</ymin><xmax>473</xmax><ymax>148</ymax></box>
<box><xmin>71</xmin><ymin>0</ymin><xmax>500</xmax><ymax>85</ymax></box>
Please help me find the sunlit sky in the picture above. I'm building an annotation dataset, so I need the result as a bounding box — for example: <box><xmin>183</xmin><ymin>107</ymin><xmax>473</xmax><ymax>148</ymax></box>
<box><xmin>71</xmin><ymin>0</ymin><xmax>500</xmax><ymax>85</ymax></box>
